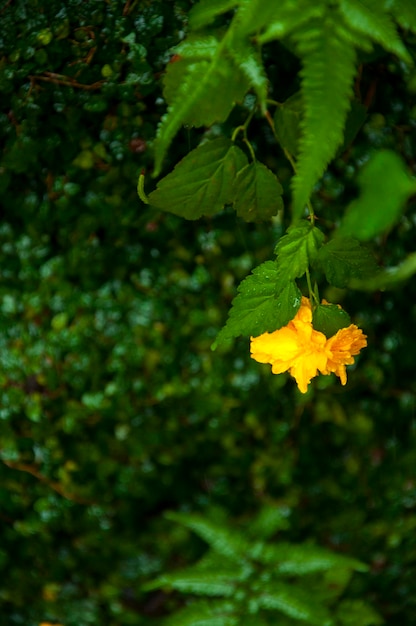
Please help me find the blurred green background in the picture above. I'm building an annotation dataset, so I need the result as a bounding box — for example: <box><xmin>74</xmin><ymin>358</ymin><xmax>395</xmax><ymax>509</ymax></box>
<box><xmin>1</xmin><ymin>0</ymin><xmax>416</xmax><ymax>624</ymax></box>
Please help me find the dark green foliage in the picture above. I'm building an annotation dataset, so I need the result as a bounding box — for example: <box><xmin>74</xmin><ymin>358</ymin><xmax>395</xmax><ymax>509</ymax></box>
<box><xmin>316</xmin><ymin>238</ymin><xmax>379</xmax><ymax>289</ymax></box>
<box><xmin>149</xmin><ymin>511</ymin><xmax>377</xmax><ymax>626</ymax></box>
<box><xmin>312</xmin><ymin>304</ymin><xmax>351</xmax><ymax>337</ymax></box>
<box><xmin>233</xmin><ymin>162</ymin><xmax>283</xmax><ymax>222</ymax></box>
<box><xmin>1</xmin><ymin>1</ymin><xmax>416</xmax><ymax>626</ymax></box>
<box><xmin>274</xmin><ymin>222</ymin><xmax>324</xmax><ymax>280</ymax></box>
<box><xmin>213</xmin><ymin>262</ymin><xmax>301</xmax><ymax>347</ymax></box>
<box><xmin>339</xmin><ymin>150</ymin><xmax>416</xmax><ymax>241</ymax></box>
<box><xmin>149</xmin><ymin>138</ymin><xmax>248</xmax><ymax>219</ymax></box>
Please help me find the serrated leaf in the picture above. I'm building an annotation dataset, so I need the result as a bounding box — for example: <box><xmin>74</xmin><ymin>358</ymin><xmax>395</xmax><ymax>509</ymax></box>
<box><xmin>274</xmin><ymin>221</ymin><xmax>325</xmax><ymax>279</ymax></box>
<box><xmin>247</xmin><ymin>505</ymin><xmax>290</xmax><ymax>540</ymax></box>
<box><xmin>166</xmin><ymin>512</ymin><xmax>249</xmax><ymax>562</ymax></box>
<box><xmin>238</xmin><ymin>1</ymin><xmax>324</xmax><ymax>42</ymax></box>
<box><xmin>316</xmin><ymin>237</ymin><xmax>378</xmax><ymax>288</ymax></box>
<box><xmin>146</xmin><ymin>569</ymin><xmax>237</xmax><ymax>597</ymax></box>
<box><xmin>228</xmin><ymin>38</ymin><xmax>269</xmax><ymax>112</ymax></box>
<box><xmin>213</xmin><ymin>262</ymin><xmax>302</xmax><ymax>348</ymax></box>
<box><xmin>274</xmin><ymin>91</ymin><xmax>304</xmax><ymax>157</ymax></box>
<box><xmin>291</xmin><ymin>15</ymin><xmax>358</xmax><ymax>218</ymax></box>
<box><xmin>189</xmin><ymin>0</ymin><xmax>239</xmax><ymax>30</ymax></box>
<box><xmin>154</xmin><ymin>48</ymin><xmax>249</xmax><ymax>176</ymax></box>
<box><xmin>257</xmin><ymin>582</ymin><xmax>332</xmax><ymax>625</ymax></box>
<box><xmin>233</xmin><ymin>162</ymin><xmax>283</xmax><ymax>222</ymax></box>
<box><xmin>164</xmin><ymin>600</ymin><xmax>237</xmax><ymax>626</ymax></box>
<box><xmin>339</xmin><ymin>150</ymin><xmax>416</xmax><ymax>241</ymax></box>
<box><xmin>336</xmin><ymin>599</ymin><xmax>383</xmax><ymax>626</ymax></box>
<box><xmin>388</xmin><ymin>0</ymin><xmax>416</xmax><ymax>34</ymax></box>
<box><xmin>253</xmin><ymin>541</ymin><xmax>368</xmax><ymax>575</ymax></box>
<box><xmin>149</xmin><ymin>138</ymin><xmax>248</xmax><ymax>219</ymax></box>
<box><xmin>312</xmin><ymin>304</ymin><xmax>351</xmax><ymax>337</ymax></box>
<box><xmin>339</xmin><ymin>0</ymin><xmax>412</xmax><ymax>63</ymax></box>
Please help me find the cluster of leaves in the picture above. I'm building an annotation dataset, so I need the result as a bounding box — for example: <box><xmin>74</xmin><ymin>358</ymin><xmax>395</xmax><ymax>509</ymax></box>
<box><xmin>151</xmin><ymin>0</ymin><xmax>416</xmax><ymax>215</ymax></box>
<box><xmin>145</xmin><ymin>0</ymin><xmax>416</xmax><ymax>346</ymax></box>
<box><xmin>1</xmin><ymin>0</ymin><xmax>416</xmax><ymax>625</ymax></box>
<box><xmin>148</xmin><ymin>509</ymin><xmax>381</xmax><ymax>626</ymax></box>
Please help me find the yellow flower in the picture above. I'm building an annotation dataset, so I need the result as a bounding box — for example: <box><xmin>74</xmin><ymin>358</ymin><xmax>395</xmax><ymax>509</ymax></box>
<box><xmin>250</xmin><ymin>297</ymin><xmax>367</xmax><ymax>393</ymax></box>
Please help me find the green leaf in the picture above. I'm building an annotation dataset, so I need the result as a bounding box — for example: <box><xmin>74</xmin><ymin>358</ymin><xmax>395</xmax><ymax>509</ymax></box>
<box><xmin>388</xmin><ymin>0</ymin><xmax>416</xmax><ymax>34</ymax></box>
<box><xmin>146</xmin><ymin>568</ymin><xmax>238</xmax><ymax>596</ymax></box>
<box><xmin>349</xmin><ymin>251</ymin><xmax>416</xmax><ymax>291</ymax></box>
<box><xmin>166</xmin><ymin>512</ymin><xmax>249</xmax><ymax>562</ymax></box>
<box><xmin>189</xmin><ymin>0</ymin><xmax>239</xmax><ymax>30</ymax></box>
<box><xmin>213</xmin><ymin>261</ymin><xmax>302</xmax><ymax>348</ymax></box>
<box><xmin>233</xmin><ymin>162</ymin><xmax>283</xmax><ymax>222</ymax></box>
<box><xmin>316</xmin><ymin>237</ymin><xmax>379</xmax><ymax>288</ymax></box>
<box><xmin>274</xmin><ymin>91</ymin><xmax>304</xmax><ymax>157</ymax></box>
<box><xmin>336</xmin><ymin>599</ymin><xmax>383</xmax><ymax>626</ymax></box>
<box><xmin>257</xmin><ymin>582</ymin><xmax>332</xmax><ymax>625</ymax></box>
<box><xmin>247</xmin><ymin>505</ymin><xmax>290</xmax><ymax>540</ymax></box>
<box><xmin>154</xmin><ymin>39</ymin><xmax>249</xmax><ymax>176</ymax></box>
<box><xmin>312</xmin><ymin>304</ymin><xmax>351</xmax><ymax>337</ymax></box>
<box><xmin>228</xmin><ymin>38</ymin><xmax>269</xmax><ymax>112</ymax></box>
<box><xmin>339</xmin><ymin>150</ymin><xmax>416</xmax><ymax>240</ymax></box>
<box><xmin>253</xmin><ymin>541</ymin><xmax>368</xmax><ymax>575</ymax></box>
<box><xmin>291</xmin><ymin>15</ymin><xmax>357</xmax><ymax>218</ymax></box>
<box><xmin>148</xmin><ymin>138</ymin><xmax>248</xmax><ymax>219</ymax></box>
<box><xmin>338</xmin><ymin>99</ymin><xmax>368</xmax><ymax>152</ymax></box>
<box><xmin>240</xmin><ymin>2</ymin><xmax>324</xmax><ymax>42</ymax></box>
<box><xmin>164</xmin><ymin>600</ymin><xmax>237</xmax><ymax>626</ymax></box>
<box><xmin>274</xmin><ymin>221</ymin><xmax>325</xmax><ymax>279</ymax></box>
<box><xmin>339</xmin><ymin>0</ymin><xmax>412</xmax><ymax>63</ymax></box>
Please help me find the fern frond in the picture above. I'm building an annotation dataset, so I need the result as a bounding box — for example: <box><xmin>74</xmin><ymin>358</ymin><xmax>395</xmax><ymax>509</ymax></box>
<box><xmin>164</xmin><ymin>600</ymin><xmax>237</xmax><ymax>626</ymax></box>
<box><xmin>251</xmin><ymin>541</ymin><xmax>368</xmax><ymax>575</ymax></box>
<box><xmin>257</xmin><ymin>582</ymin><xmax>332</xmax><ymax>625</ymax></box>
<box><xmin>237</xmin><ymin>0</ymin><xmax>324</xmax><ymax>40</ymax></box>
<box><xmin>165</xmin><ymin>512</ymin><xmax>249</xmax><ymax>562</ymax></box>
<box><xmin>146</xmin><ymin>568</ymin><xmax>238</xmax><ymax>597</ymax></box>
<box><xmin>291</xmin><ymin>13</ymin><xmax>357</xmax><ymax>218</ymax></box>
<box><xmin>339</xmin><ymin>0</ymin><xmax>412</xmax><ymax>63</ymax></box>
<box><xmin>189</xmin><ymin>0</ymin><xmax>239</xmax><ymax>30</ymax></box>
<box><xmin>387</xmin><ymin>0</ymin><xmax>416</xmax><ymax>34</ymax></box>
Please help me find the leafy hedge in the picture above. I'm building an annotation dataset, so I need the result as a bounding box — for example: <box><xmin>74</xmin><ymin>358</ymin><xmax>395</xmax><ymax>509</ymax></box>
<box><xmin>1</xmin><ymin>1</ymin><xmax>416</xmax><ymax>625</ymax></box>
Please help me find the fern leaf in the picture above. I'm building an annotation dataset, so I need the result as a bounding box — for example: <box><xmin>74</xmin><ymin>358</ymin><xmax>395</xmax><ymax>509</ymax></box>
<box><xmin>146</xmin><ymin>568</ymin><xmax>238</xmax><ymax>597</ymax></box>
<box><xmin>291</xmin><ymin>14</ymin><xmax>357</xmax><ymax>218</ymax></box>
<box><xmin>387</xmin><ymin>0</ymin><xmax>416</xmax><ymax>34</ymax></box>
<box><xmin>166</xmin><ymin>512</ymin><xmax>249</xmax><ymax>562</ymax></box>
<box><xmin>246</xmin><ymin>505</ymin><xmax>290</xmax><ymax>540</ymax></box>
<box><xmin>164</xmin><ymin>600</ymin><xmax>237</xmax><ymax>626</ymax></box>
<box><xmin>252</xmin><ymin>541</ymin><xmax>368</xmax><ymax>575</ymax></box>
<box><xmin>339</xmin><ymin>0</ymin><xmax>412</xmax><ymax>62</ymax></box>
<box><xmin>189</xmin><ymin>0</ymin><xmax>239</xmax><ymax>30</ymax></box>
<box><xmin>237</xmin><ymin>0</ymin><xmax>324</xmax><ymax>40</ymax></box>
<box><xmin>257</xmin><ymin>582</ymin><xmax>332</xmax><ymax>625</ymax></box>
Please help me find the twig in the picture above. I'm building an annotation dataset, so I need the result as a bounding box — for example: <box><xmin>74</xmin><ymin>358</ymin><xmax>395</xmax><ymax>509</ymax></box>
<box><xmin>30</xmin><ymin>72</ymin><xmax>105</xmax><ymax>91</ymax></box>
<box><xmin>2</xmin><ymin>458</ymin><xmax>95</xmax><ymax>505</ymax></box>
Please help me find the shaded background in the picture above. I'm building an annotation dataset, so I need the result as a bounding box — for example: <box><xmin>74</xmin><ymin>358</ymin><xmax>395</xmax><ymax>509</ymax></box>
<box><xmin>1</xmin><ymin>0</ymin><xmax>416</xmax><ymax>624</ymax></box>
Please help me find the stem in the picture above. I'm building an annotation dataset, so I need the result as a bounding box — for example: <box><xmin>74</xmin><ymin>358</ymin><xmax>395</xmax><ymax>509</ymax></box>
<box><xmin>232</xmin><ymin>107</ymin><xmax>257</xmax><ymax>162</ymax></box>
<box><xmin>306</xmin><ymin>200</ymin><xmax>315</xmax><ymax>225</ymax></box>
<box><xmin>137</xmin><ymin>170</ymin><xmax>149</xmax><ymax>204</ymax></box>
<box><xmin>305</xmin><ymin>267</ymin><xmax>317</xmax><ymax>306</ymax></box>
<box><xmin>244</xmin><ymin>138</ymin><xmax>256</xmax><ymax>162</ymax></box>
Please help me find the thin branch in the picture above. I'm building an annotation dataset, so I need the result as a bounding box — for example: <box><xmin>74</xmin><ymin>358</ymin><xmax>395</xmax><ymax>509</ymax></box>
<box><xmin>2</xmin><ymin>459</ymin><xmax>95</xmax><ymax>505</ymax></box>
<box><xmin>29</xmin><ymin>72</ymin><xmax>105</xmax><ymax>91</ymax></box>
